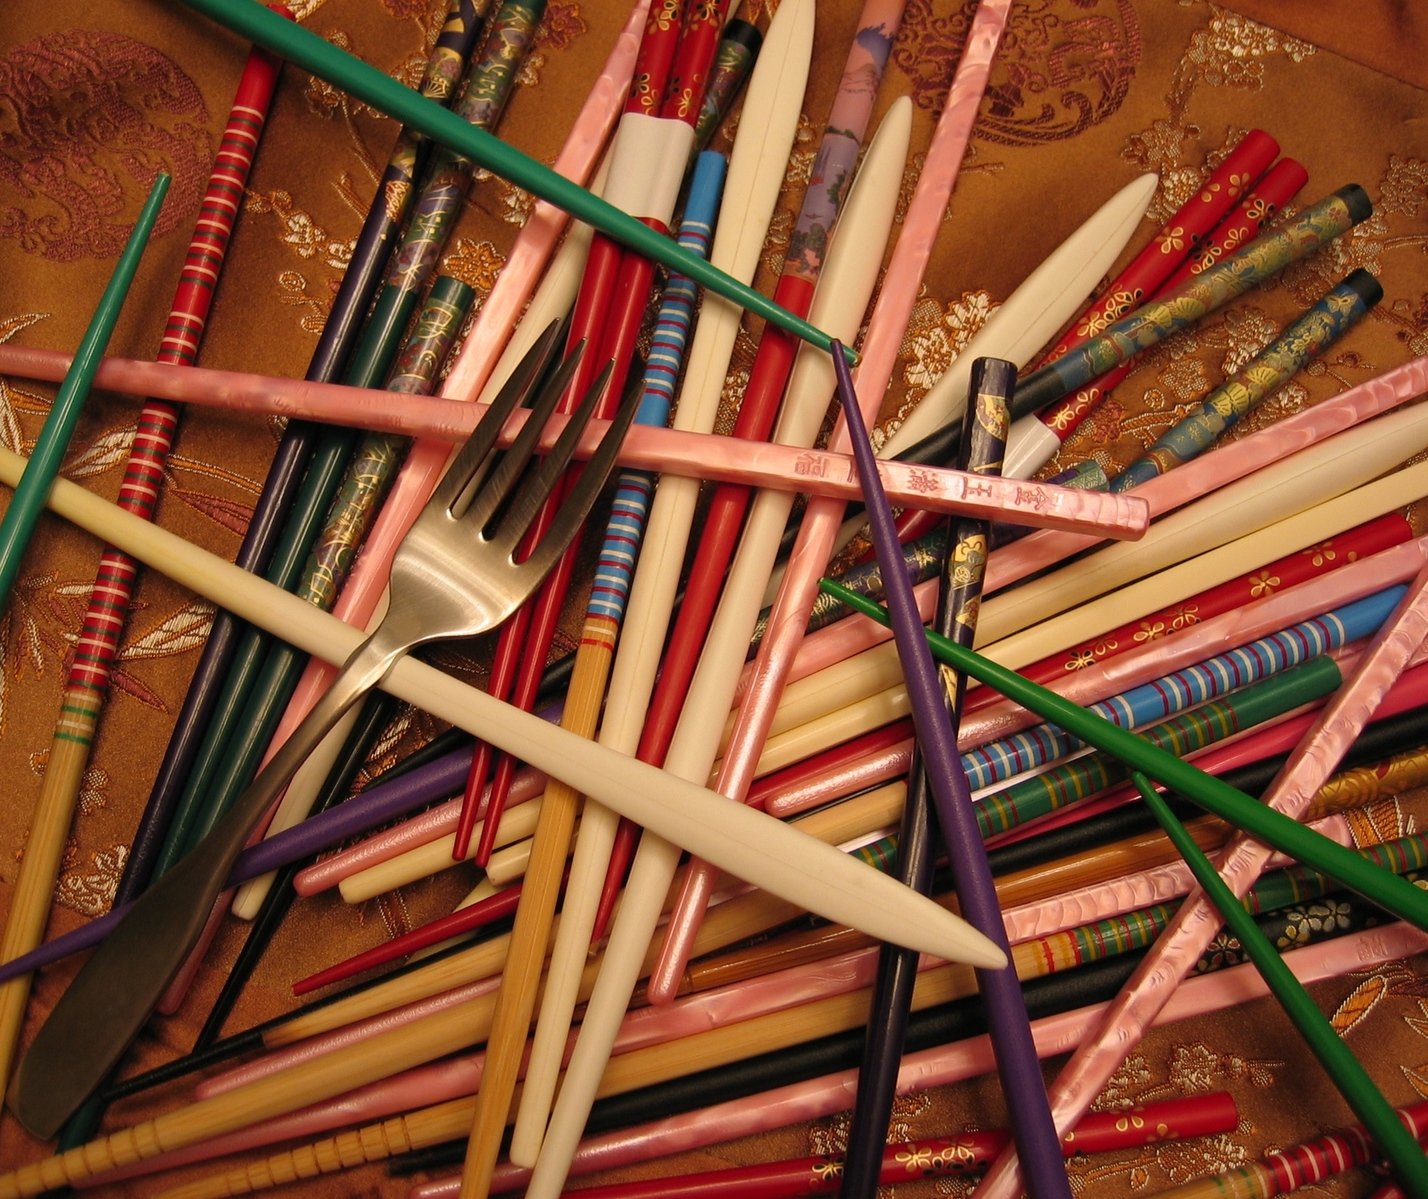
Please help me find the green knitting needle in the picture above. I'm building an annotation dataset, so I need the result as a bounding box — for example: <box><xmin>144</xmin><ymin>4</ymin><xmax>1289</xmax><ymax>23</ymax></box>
<box><xmin>819</xmin><ymin>577</ymin><xmax>1428</xmax><ymax>933</ymax></box>
<box><xmin>1131</xmin><ymin>770</ymin><xmax>1428</xmax><ymax>1194</ymax></box>
<box><xmin>0</xmin><ymin>173</ymin><xmax>170</xmax><ymax>609</ymax></box>
<box><xmin>176</xmin><ymin>0</ymin><xmax>851</xmax><ymax>363</ymax></box>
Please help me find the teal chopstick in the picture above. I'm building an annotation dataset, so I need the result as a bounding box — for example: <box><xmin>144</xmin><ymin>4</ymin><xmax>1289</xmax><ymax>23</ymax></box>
<box><xmin>0</xmin><ymin>173</ymin><xmax>170</xmax><ymax>608</ymax></box>
<box><xmin>176</xmin><ymin>0</ymin><xmax>850</xmax><ymax>362</ymax></box>
<box><xmin>1130</xmin><ymin>770</ymin><xmax>1428</xmax><ymax>1193</ymax></box>
<box><xmin>818</xmin><ymin>579</ymin><xmax>1428</xmax><ymax>933</ymax></box>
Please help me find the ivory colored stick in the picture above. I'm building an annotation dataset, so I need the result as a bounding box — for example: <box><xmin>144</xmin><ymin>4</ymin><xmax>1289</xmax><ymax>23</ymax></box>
<box><xmin>0</xmin><ymin>449</ymin><xmax>999</xmax><ymax>1036</ymax></box>
<box><xmin>507</xmin><ymin>0</ymin><xmax>818</xmax><ymax>1160</ymax></box>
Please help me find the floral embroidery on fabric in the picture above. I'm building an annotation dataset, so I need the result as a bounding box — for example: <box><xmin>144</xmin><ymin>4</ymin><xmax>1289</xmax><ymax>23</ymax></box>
<box><xmin>896</xmin><ymin>290</ymin><xmax>998</xmax><ymax>419</ymax></box>
<box><xmin>894</xmin><ymin>0</ymin><xmax>1141</xmax><ymax>142</ymax></box>
<box><xmin>56</xmin><ymin>843</ymin><xmax>125</xmax><ymax>917</ymax></box>
<box><xmin>1170</xmin><ymin>9</ymin><xmax>1316</xmax><ymax>117</ymax></box>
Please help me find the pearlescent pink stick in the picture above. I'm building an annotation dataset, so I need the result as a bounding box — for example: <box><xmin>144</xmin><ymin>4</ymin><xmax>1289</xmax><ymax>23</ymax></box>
<box><xmin>291</xmin><ymin>766</ymin><xmax>547</xmax><ymax>896</ymax></box>
<box><xmin>744</xmin><ymin>355</ymin><xmax>1428</xmax><ymax>695</ymax></box>
<box><xmin>998</xmin><ymin>821</ymin><xmax>1335</xmax><ymax>945</ymax></box>
<box><xmin>194</xmin><ymin>977</ymin><xmax>499</xmax><ymax>1098</ymax></box>
<box><xmin>0</xmin><ymin>347</ymin><xmax>1141</xmax><ymax>541</ymax></box>
<box><xmin>649</xmin><ymin>0</ymin><xmax>1015</xmax><ymax>1000</ymax></box>
<box><xmin>975</xmin><ymin>555</ymin><xmax>1428</xmax><ymax>1199</ymax></box>
<box><xmin>396</xmin><ymin>923</ymin><xmax>1428</xmax><ymax>1199</ymax></box>
<box><xmin>208</xmin><ymin>945</ymin><xmax>900</xmax><ymax>1108</ymax></box>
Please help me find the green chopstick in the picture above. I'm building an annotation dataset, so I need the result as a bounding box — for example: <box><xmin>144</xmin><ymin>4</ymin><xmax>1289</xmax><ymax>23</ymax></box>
<box><xmin>176</xmin><ymin>0</ymin><xmax>851</xmax><ymax>363</ymax></box>
<box><xmin>1130</xmin><ymin>770</ymin><xmax>1428</xmax><ymax>1193</ymax></box>
<box><xmin>0</xmin><ymin>173</ymin><xmax>170</xmax><ymax>609</ymax></box>
<box><xmin>818</xmin><ymin>578</ymin><xmax>1428</xmax><ymax>933</ymax></box>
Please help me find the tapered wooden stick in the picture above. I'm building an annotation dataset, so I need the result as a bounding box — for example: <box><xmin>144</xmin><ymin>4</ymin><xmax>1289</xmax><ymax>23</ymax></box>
<box><xmin>0</xmin><ymin>171</ymin><xmax>171</xmax><ymax>1094</ymax></box>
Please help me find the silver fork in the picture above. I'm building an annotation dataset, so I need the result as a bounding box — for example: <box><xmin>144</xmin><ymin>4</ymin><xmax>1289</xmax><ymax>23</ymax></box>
<box><xmin>11</xmin><ymin>322</ymin><xmax>635</xmax><ymax>1137</ymax></box>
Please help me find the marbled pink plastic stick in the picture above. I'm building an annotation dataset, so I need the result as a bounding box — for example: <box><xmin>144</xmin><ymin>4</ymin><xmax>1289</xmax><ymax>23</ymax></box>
<box><xmin>975</xmin><ymin>553</ymin><xmax>1428</xmax><ymax>1199</ymax></box>
<box><xmin>648</xmin><ymin>0</ymin><xmax>1016</xmax><ymax>997</ymax></box>
<box><xmin>0</xmin><ymin>349</ymin><xmax>1141</xmax><ymax>540</ymax></box>
<box><xmin>197</xmin><ymin>979</ymin><xmax>498</xmax><ymax>1096</ymax></box>
<box><xmin>744</xmin><ymin>355</ymin><xmax>1428</xmax><ymax>694</ymax></box>
<box><xmin>998</xmin><ymin>824</ymin><xmax>1329</xmax><ymax>945</ymax></box>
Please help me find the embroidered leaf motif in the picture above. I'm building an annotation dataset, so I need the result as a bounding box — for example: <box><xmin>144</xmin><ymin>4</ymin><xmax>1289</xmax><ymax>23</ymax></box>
<box><xmin>168</xmin><ymin>486</ymin><xmax>256</xmax><ymax>539</ymax></box>
<box><xmin>1332</xmin><ymin>973</ymin><xmax>1389</xmax><ymax>1036</ymax></box>
<box><xmin>65</xmin><ymin>427</ymin><xmax>141</xmax><ymax>480</ymax></box>
<box><xmin>119</xmin><ymin>601</ymin><xmax>213</xmax><ymax>662</ymax></box>
<box><xmin>0</xmin><ymin>313</ymin><xmax>50</xmax><ymax>454</ymax></box>
<box><xmin>1403</xmin><ymin>1063</ymin><xmax>1428</xmax><ymax>1100</ymax></box>
<box><xmin>1403</xmin><ymin>998</ymin><xmax>1428</xmax><ymax>1041</ymax></box>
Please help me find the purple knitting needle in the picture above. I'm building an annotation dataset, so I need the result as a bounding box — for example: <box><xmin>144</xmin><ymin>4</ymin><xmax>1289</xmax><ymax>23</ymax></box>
<box><xmin>828</xmin><ymin>339</ymin><xmax>1070</xmax><ymax>1199</ymax></box>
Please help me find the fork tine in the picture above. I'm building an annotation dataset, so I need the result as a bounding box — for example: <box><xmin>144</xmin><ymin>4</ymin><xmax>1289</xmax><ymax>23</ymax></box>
<box><xmin>458</xmin><ymin>340</ymin><xmax>589</xmax><ymax>529</ymax></box>
<box><xmin>432</xmin><ymin>320</ymin><xmax>564</xmax><ymax>516</ymax></box>
<box><xmin>488</xmin><ymin>356</ymin><xmax>615</xmax><ymax>549</ymax></box>
<box><xmin>505</xmin><ymin>359</ymin><xmax>639</xmax><ymax>576</ymax></box>
<box><xmin>483</xmin><ymin>356</ymin><xmax>610</xmax><ymax>559</ymax></box>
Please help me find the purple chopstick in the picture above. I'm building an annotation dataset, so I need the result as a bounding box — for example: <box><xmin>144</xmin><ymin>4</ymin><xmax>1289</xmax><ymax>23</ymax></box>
<box><xmin>828</xmin><ymin>340</ymin><xmax>1071</xmax><ymax>1199</ymax></box>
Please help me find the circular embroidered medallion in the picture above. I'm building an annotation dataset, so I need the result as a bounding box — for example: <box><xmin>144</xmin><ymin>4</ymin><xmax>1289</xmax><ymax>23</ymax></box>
<box><xmin>0</xmin><ymin>29</ymin><xmax>209</xmax><ymax>260</ymax></box>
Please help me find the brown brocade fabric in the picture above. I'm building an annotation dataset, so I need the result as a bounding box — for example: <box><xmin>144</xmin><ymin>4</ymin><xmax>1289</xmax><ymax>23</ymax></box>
<box><xmin>1</xmin><ymin>1</ymin><xmax>1428</xmax><ymax>1195</ymax></box>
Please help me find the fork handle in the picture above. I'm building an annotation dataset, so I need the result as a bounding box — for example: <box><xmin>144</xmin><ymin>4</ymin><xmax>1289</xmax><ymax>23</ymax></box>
<box><xmin>223</xmin><ymin>632</ymin><xmax>406</xmax><ymax>847</ymax></box>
